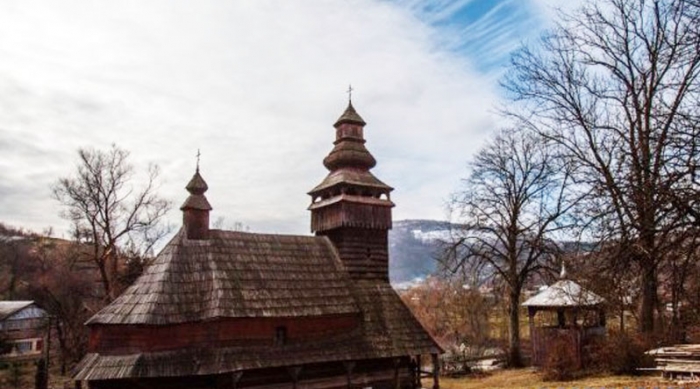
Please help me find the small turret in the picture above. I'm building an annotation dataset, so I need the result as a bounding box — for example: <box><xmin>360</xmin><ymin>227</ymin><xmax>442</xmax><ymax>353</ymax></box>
<box><xmin>180</xmin><ymin>167</ymin><xmax>212</xmax><ymax>240</ymax></box>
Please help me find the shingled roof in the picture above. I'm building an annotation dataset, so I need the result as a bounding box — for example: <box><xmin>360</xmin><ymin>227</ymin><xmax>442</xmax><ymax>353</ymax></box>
<box><xmin>309</xmin><ymin>168</ymin><xmax>393</xmax><ymax>196</ymax></box>
<box><xmin>334</xmin><ymin>101</ymin><xmax>366</xmax><ymax>127</ymax></box>
<box><xmin>87</xmin><ymin>229</ymin><xmax>360</xmax><ymax>325</ymax></box>
<box><xmin>522</xmin><ymin>279</ymin><xmax>604</xmax><ymax>308</ymax></box>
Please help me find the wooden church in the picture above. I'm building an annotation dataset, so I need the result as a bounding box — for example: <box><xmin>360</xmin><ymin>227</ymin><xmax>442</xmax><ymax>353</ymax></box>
<box><xmin>72</xmin><ymin>101</ymin><xmax>442</xmax><ymax>389</ymax></box>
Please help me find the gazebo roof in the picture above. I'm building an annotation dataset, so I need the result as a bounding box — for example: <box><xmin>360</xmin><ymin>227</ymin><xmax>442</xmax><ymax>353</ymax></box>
<box><xmin>522</xmin><ymin>279</ymin><xmax>604</xmax><ymax>308</ymax></box>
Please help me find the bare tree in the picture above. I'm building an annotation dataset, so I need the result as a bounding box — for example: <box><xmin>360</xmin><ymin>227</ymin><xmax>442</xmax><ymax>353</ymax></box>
<box><xmin>659</xmin><ymin>229</ymin><xmax>700</xmax><ymax>340</ymax></box>
<box><xmin>24</xmin><ymin>236</ymin><xmax>95</xmax><ymax>374</ymax></box>
<box><xmin>0</xmin><ymin>236</ymin><xmax>29</xmax><ymax>300</ymax></box>
<box><xmin>53</xmin><ymin>145</ymin><xmax>171</xmax><ymax>302</ymax></box>
<box><xmin>442</xmin><ymin>128</ymin><xmax>576</xmax><ymax>367</ymax></box>
<box><xmin>502</xmin><ymin>0</ymin><xmax>700</xmax><ymax>333</ymax></box>
<box><xmin>399</xmin><ymin>275</ymin><xmax>494</xmax><ymax>355</ymax></box>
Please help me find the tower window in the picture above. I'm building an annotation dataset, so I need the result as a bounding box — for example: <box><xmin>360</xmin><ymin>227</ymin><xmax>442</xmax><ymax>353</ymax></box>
<box><xmin>274</xmin><ymin>326</ymin><xmax>287</xmax><ymax>346</ymax></box>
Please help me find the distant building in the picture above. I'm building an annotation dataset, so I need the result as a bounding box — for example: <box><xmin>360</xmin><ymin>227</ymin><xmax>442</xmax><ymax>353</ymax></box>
<box><xmin>0</xmin><ymin>301</ymin><xmax>48</xmax><ymax>361</ymax></box>
<box><xmin>73</xmin><ymin>102</ymin><xmax>442</xmax><ymax>389</ymax></box>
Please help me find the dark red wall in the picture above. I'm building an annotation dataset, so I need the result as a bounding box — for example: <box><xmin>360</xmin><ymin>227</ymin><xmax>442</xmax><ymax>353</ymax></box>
<box><xmin>89</xmin><ymin>314</ymin><xmax>360</xmax><ymax>354</ymax></box>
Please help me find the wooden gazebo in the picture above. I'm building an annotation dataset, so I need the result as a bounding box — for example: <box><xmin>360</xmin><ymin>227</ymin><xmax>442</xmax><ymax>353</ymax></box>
<box><xmin>522</xmin><ymin>268</ymin><xmax>605</xmax><ymax>368</ymax></box>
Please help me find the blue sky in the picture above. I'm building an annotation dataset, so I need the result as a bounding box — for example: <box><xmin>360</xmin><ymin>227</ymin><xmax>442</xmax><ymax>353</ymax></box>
<box><xmin>0</xmin><ymin>0</ymin><xmax>579</xmax><ymax>237</ymax></box>
<box><xmin>395</xmin><ymin>0</ymin><xmax>547</xmax><ymax>73</ymax></box>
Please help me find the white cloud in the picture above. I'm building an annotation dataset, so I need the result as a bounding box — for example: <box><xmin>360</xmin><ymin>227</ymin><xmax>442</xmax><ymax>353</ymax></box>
<box><xmin>528</xmin><ymin>0</ymin><xmax>585</xmax><ymax>26</ymax></box>
<box><xmin>0</xmin><ymin>0</ymin><xmax>551</xmax><ymax>237</ymax></box>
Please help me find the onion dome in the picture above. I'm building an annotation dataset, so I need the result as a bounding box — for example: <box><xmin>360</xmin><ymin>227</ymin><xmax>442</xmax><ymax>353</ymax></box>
<box><xmin>334</xmin><ymin>101</ymin><xmax>366</xmax><ymax>127</ymax></box>
<box><xmin>322</xmin><ymin>102</ymin><xmax>377</xmax><ymax>171</ymax></box>
<box><xmin>180</xmin><ymin>169</ymin><xmax>212</xmax><ymax>211</ymax></box>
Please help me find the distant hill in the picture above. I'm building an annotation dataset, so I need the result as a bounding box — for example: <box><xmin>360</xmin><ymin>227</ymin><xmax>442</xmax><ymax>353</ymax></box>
<box><xmin>387</xmin><ymin>220</ymin><xmax>596</xmax><ymax>286</ymax></box>
<box><xmin>388</xmin><ymin>219</ymin><xmax>456</xmax><ymax>285</ymax></box>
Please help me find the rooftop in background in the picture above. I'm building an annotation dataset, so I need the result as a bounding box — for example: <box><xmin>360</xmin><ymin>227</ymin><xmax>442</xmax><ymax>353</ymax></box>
<box><xmin>522</xmin><ymin>279</ymin><xmax>604</xmax><ymax>308</ymax></box>
<box><xmin>0</xmin><ymin>301</ymin><xmax>35</xmax><ymax>321</ymax></box>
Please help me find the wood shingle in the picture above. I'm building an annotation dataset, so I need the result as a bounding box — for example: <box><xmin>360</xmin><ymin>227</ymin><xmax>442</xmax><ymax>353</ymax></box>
<box><xmin>88</xmin><ymin>230</ymin><xmax>360</xmax><ymax>325</ymax></box>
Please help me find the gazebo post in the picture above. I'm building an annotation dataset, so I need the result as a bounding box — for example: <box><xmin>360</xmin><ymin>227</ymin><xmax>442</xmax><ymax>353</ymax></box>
<box><xmin>431</xmin><ymin>353</ymin><xmax>440</xmax><ymax>389</ymax></box>
<box><xmin>557</xmin><ymin>308</ymin><xmax>565</xmax><ymax>328</ymax></box>
<box><xmin>527</xmin><ymin>307</ymin><xmax>536</xmax><ymax>334</ymax></box>
<box><xmin>527</xmin><ymin>307</ymin><xmax>537</xmax><ymax>366</ymax></box>
<box><xmin>417</xmin><ymin>354</ymin><xmax>423</xmax><ymax>388</ymax></box>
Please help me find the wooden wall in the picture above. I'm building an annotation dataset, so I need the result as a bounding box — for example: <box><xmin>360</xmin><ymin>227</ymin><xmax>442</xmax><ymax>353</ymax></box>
<box><xmin>311</xmin><ymin>202</ymin><xmax>392</xmax><ymax>233</ymax></box>
<box><xmin>89</xmin><ymin>314</ymin><xmax>360</xmax><ymax>354</ymax></box>
<box><xmin>530</xmin><ymin>327</ymin><xmax>582</xmax><ymax>368</ymax></box>
<box><xmin>321</xmin><ymin>228</ymin><xmax>388</xmax><ymax>281</ymax></box>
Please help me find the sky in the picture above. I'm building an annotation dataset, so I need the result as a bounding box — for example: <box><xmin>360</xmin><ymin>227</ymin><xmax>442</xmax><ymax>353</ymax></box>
<box><xmin>0</xmin><ymin>0</ymin><xmax>581</xmax><ymax>238</ymax></box>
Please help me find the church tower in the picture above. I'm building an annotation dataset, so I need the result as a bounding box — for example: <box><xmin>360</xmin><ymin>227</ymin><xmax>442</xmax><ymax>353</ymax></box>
<box><xmin>309</xmin><ymin>100</ymin><xmax>394</xmax><ymax>281</ymax></box>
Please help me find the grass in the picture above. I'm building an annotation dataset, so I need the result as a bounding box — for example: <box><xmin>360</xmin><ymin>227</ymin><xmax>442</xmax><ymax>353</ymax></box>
<box><xmin>440</xmin><ymin>368</ymin><xmax>700</xmax><ymax>389</ymax></box>
<box><xmin>2</xmin><ymin>362</ymin><xmax>697</xmax><ymax>389</ymax></box>
<box><xmin>0</xmin><ymin>361</ymin><xmax>73</xmax><ymax>389</ymax></box>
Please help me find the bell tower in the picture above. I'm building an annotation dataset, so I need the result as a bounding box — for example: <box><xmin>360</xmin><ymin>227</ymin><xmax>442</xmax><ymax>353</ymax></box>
<box><xmin>308</xmin><ymin>100</ymin><xmax>394</xmax><ymax>281</ymax></box>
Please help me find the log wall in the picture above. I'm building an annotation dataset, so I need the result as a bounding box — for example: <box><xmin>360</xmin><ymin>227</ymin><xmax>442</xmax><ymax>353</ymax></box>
<box><xmin>89</xmin><ymin>314</ymin><xmax>360</xmax><ymax>354</ymax></box>
<box><xmin>311</xmin><ymin>202</ymin><xmax>392</xmax><ymax>232</ymax></box>
<box><xmin>320</xmin><ymin>228</ymin><xmax>388</xmax><ymax>281</ymax></box>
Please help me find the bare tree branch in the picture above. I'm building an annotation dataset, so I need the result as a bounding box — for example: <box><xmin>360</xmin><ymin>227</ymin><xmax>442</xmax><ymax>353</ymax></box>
<box><xmin>53</xmin><ymin>144</ymin><xmax>171</xmax><ymax>302</ymax></box>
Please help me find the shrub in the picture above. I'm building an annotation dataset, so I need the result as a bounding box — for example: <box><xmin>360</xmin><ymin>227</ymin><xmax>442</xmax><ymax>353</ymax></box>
<box><xmin>588</xmin><ymin>331</ymin><xmax>654</xmax><ymax>375</ymax></box>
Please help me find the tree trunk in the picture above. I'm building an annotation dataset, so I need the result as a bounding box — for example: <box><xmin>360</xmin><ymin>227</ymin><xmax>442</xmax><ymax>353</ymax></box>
<box><xmin>54</xmin><ymin>320</ymin><xmax>67</xmax><ymax>375</ymax></box>
<box><xmin>639</xmin><ymin>228</ymin><xmax>658</xmax><ymax>334</ymax></box>
<box><xmin>507</xmin><ymin>288</ymin><xmax>523</xmax><ymax>367</ymax></box>
<box><xmin>95</xmin><ymin>257</ymin><xmax>113</xmax><ymax>303</ymax></box>
<box><xmin>639</xmin><ymin>263</ymin><xmax>657</xmax><ymax>333</ymax></box>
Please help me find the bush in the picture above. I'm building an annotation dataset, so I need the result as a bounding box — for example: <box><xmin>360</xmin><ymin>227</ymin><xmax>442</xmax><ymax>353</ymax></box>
<box><xmin>588</xmin><ymin>331</ymin><xmax>654</xmax><ymax>375</ymax></box>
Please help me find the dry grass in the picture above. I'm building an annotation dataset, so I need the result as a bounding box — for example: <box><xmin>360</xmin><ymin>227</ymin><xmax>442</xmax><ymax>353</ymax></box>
<box><xmin>440</xmin><ymin>368</ymin><xmax>699</xmax><ymax>389</ymax></box>
<box><xmin>0</xmin><ymin>362</ymin><xmax>74</xmax><ymax>389</ymax></box>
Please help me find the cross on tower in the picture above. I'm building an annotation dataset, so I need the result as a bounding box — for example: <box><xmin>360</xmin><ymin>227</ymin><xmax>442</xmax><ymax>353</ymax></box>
<box><xmin>196</xmin><ymin>149</ymin><xmax>201</xmax><ymax>172</ymax></box>
<box><xmin>347</xmin><ymin>84</ymin><xmax>353</xmax><ymax>102</ymax></box>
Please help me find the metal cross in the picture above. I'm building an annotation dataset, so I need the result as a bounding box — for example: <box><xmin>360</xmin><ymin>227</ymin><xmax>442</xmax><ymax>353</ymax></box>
<box><xmin>347</xmin><ymin>84</ymin><xmax>353</xmax><ymax>102</ymax></box>
<box><xmin>196</xmin><ymin>149</ymin><xmax>201</xmax><ymax>172</ymax></box>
